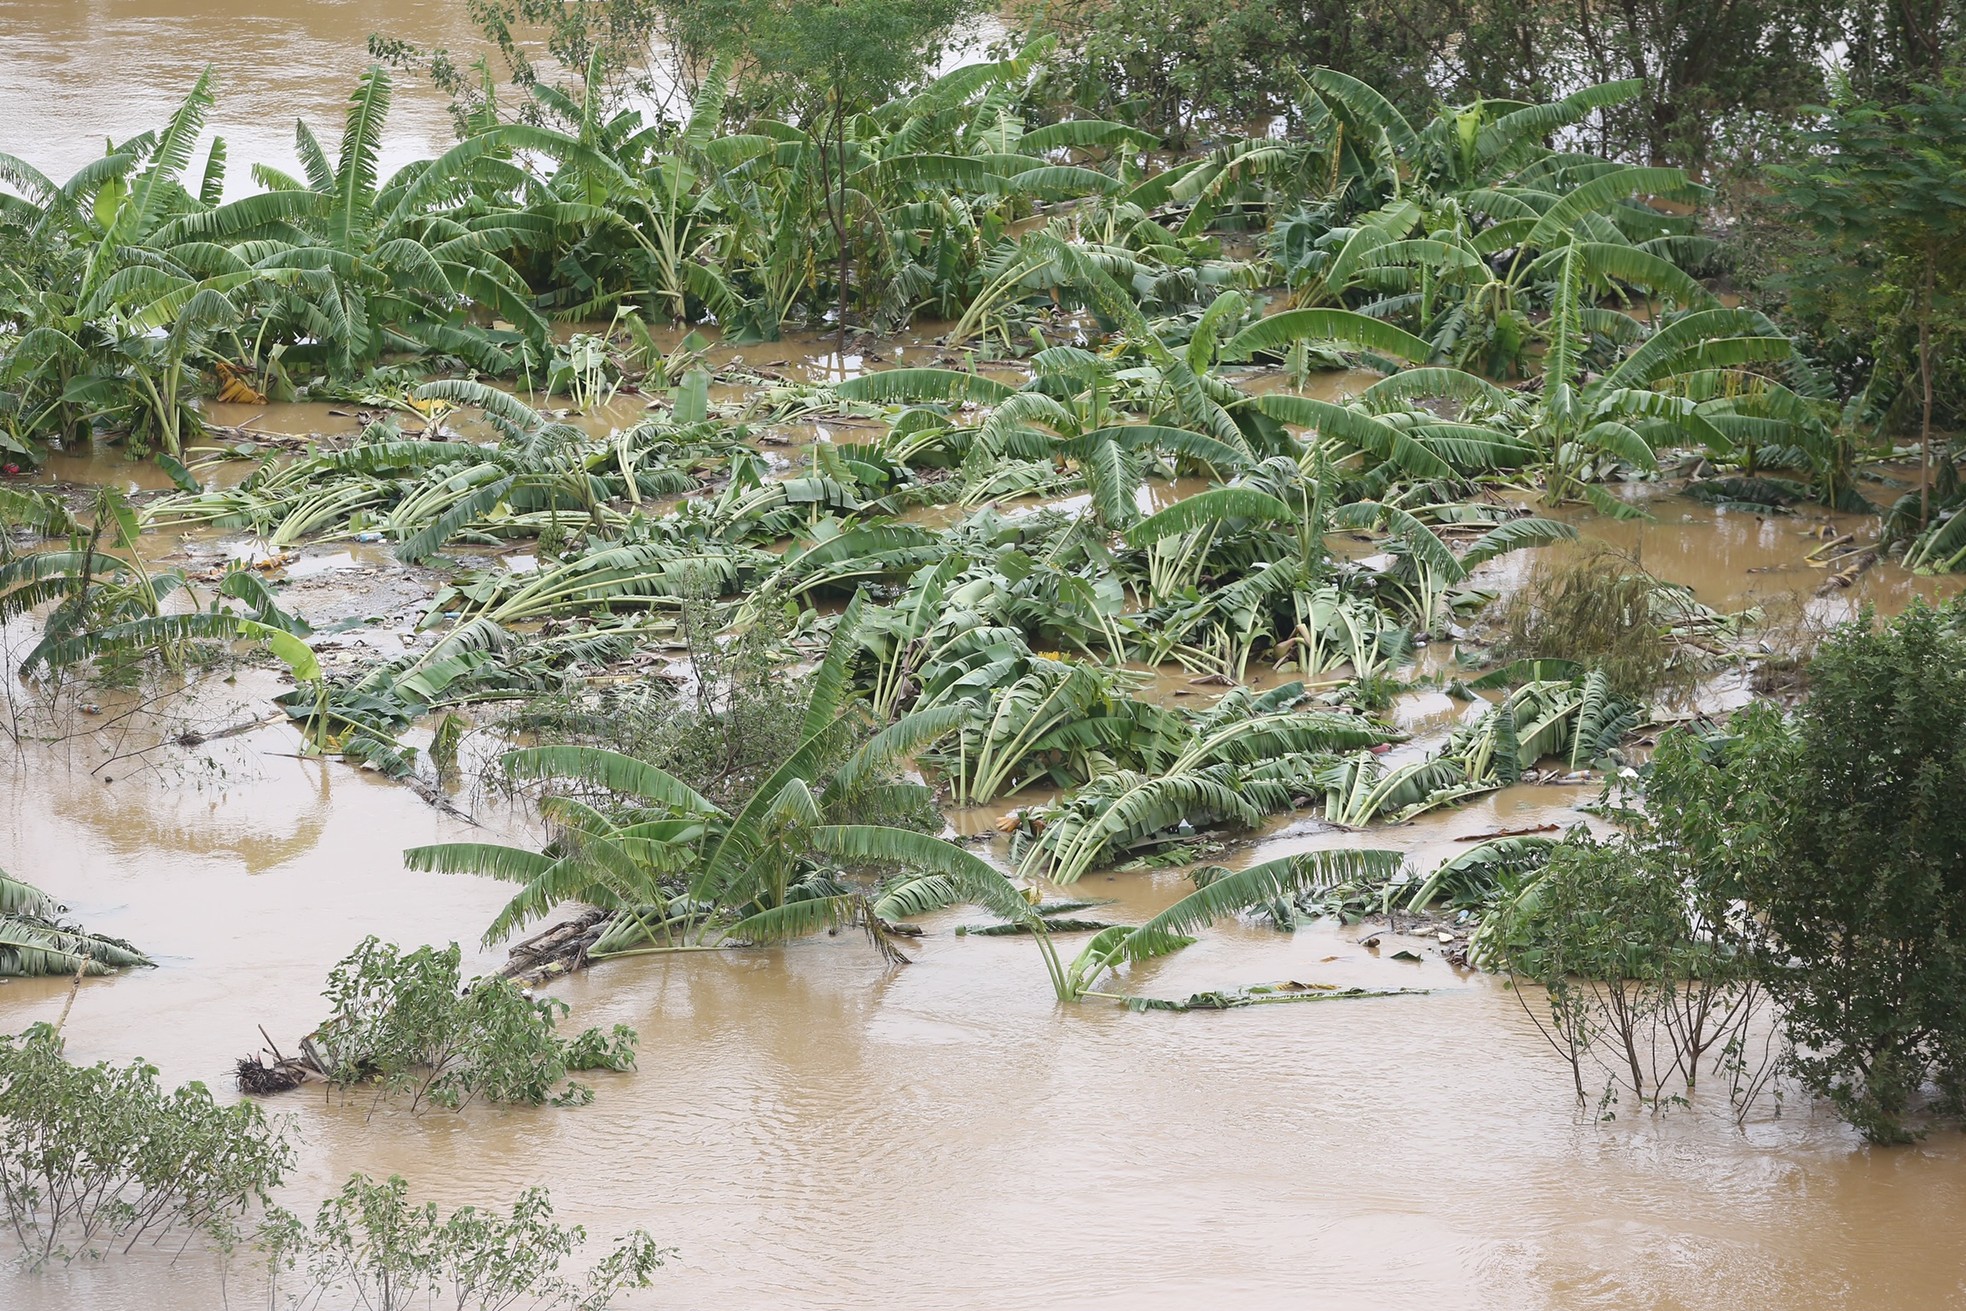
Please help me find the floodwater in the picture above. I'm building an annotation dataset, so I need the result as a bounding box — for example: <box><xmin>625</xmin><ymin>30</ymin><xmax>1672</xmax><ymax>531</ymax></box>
<box><xmin>0</xmin><ymin>0</ymin><xmax>997</xmax><ymax>197</ymax></box>
<box><xmin>0</xmin><ymin>0</ymin><xmax>487</xmax><ymax>194</ymax></box>
<box><xmin>6</xmin><ymin>451</ymin><xmax>1966</xmax><ymax>1309</ymax></box>
<box><xmin>7</xmin><ymin>702</ymin><xmax>1966</xmax><ymax>1309</ymax></box>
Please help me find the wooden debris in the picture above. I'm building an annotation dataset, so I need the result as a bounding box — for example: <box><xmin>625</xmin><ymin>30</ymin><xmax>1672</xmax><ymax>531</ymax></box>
<box><xmin>497</xmin><ymin>908</ymin><xmax>612</xmax><ymax>984</ymax></box>
<box><xmin>1454</xmin><ymin>823</ymin><xmax>1561</xmax><ymax>842</ymax></box>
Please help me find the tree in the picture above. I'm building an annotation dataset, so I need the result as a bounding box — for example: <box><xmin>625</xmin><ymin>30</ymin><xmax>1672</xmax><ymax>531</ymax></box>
<box><xmin>1768</xmin><ymin>82</ymin><xmax>1966</xmax><ymax>526</ymax></box>
<box><xmin>701</xmin><ymin>0</ymin><xmax>974</xmax><ymax>346</ymax></box>
<box><xmin>1739</xmin><ymin>602</ymin><xmax>1966</xmax><ymax>1141</ymax></box>
<box><xmin>258</xmin><ymin>1173</ymin><xmax>666</xmax><ymax>1311</ymax></box>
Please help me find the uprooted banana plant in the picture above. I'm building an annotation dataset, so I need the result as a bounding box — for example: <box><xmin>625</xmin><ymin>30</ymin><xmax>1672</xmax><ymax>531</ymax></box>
<box><xmin>1010</xmin><ymin>685</ymin><xmax>1394</xmax><ymax>884</ymax></box>
<box><xmin>1</xmin><ymin>487</ymin><xmax>311</xmax><ymax>679</ymax></box>
<box><xmin>1319</xmin><ymin>670</ymin><xmax>1643</xmax><ymax>826</ymax></box>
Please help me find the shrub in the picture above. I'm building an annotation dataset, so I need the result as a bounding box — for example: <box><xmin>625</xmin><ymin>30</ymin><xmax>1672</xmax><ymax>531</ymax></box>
<box><xmin>1492</xmin><ymin>545</ymin><xmax>1697</xmax><ymax>700</ymax></box>
<box><xmin>258</xmin><ymin>1172</ymin><xmax>668</xmax><ymax>1311</ymax></box>
<box><xmin>0</xmin><ymin>1024</ymin><xmax>292</xmax><ymax>1265</ymax></box>
<box><xmin>1738</xmin><ymin>601</ymin><xmax>1966</xmax><ymax>1141</ymax></box>
<box><xmin>309</xmin><ymin>940</ymin><xmax>637</xmax><ymax>1113</ymax></box>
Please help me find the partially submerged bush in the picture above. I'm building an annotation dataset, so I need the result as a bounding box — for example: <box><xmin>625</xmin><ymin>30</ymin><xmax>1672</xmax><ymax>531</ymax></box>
<box><xmin>1491</xmin><ymin>545</ymin><xmax>1705</xmax><ymax>700</ymax></box>
<box><xmin>258</xmin><ymin>1173</ymin><xmax>667</xmax><ymax>1311</ymax></box>
<box><xmin>0</xmin><ymin>1024</ymin><xmax>292</xmax><ymax>1265</ymax></box>
<box><xmin>1480</xmin><ymin>833</ymin><xmax>1766</xmax><ymax>1113</ymax></box>
<box><xmin>308</xmin><ymin>939</ymin><xmax>637</xmax><ymax>1113</ymax></box>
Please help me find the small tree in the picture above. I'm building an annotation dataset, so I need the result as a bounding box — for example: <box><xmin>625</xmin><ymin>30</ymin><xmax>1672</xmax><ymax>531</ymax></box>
<box><xmin>718</xmin><ymin>0</ymin><xmax>973</xmax><ymax>345</ymax></box>
<box><xmin>0</xmin><ymin>1025</ymin><xmax>293</xmax><ymax>1265</ymax></box>
<box><xmin>1737</xmin><ymin>601</ymin><xmax>1966</xmax><ymax>1141</ymax></box>
<box><xmin>1769</xmin><ymin>83</ymin><xmax>1966</xmax><ymax>526</ymax></box>
<box><xmin>1484</xmin><ymin>833</ymin><xmax>1762</xmax><ymax>1111</ymax></box>
<box><xmin>309</xmin><ymin>939</ymin><xmax>637</xmax><ymax>1114</ymax></box>
<box><xmin>258</xmin><ymin>1173</ymin><xmax>667</xmax><ymax>1311</ymax></box>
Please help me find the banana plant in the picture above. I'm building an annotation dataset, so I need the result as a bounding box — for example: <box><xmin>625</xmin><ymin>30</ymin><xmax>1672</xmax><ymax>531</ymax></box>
<box><xmin>1059</xmin><ymin>848</ymin><xmax>1405</xmax><ymax>1001</ymax></box>
<box><xmin>1320</xmin><ymin>670</ymin><xmax>1643</xmax><ymax>825</ymax></box>
<box><xmin>2</xmin><ymin>488</ymin><xmax>308</xmax><ymax>677</ymax></box>
<box><xmin>158</xmin><ymin>66</ymin><xmax>628</xmax><ymax>377</ymax></box>
<box><xmin>0</xmin><ymin>869</ymin><xmax>151</xmax><ymax>977</ymax></box>
<box><xmin>405</xmin><ymin>596</ymin><xmax>995</xmax><ymax>962</ymax></box>
<box><xmin>1015</xmin><ymin>689</ymin><xmax>1392</xmax><ymax>884</ymax></box>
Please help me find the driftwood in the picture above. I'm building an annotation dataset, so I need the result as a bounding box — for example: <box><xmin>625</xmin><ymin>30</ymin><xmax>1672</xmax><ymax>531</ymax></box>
<box><xmin>1815</xmin><ymin>548</ymin><xmax>1878</xmax><ymax>594</ymax></box>
<box><xmin>236</xmin><ymin>1025</ymin><xmax>323</xmax><ymax>1095</ymax></box>
<box><xmin>497</xmin><ymin>908</ymin><xmax>612</xmax><ymax>984</ymax></box>
<box><xmin>1454</xmin><ymin>823</ymin><xmax>1562</xmax><ymax>841</ymax></box>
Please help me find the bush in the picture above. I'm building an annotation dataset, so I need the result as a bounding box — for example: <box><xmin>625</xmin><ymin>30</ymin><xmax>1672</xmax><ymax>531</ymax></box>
<box><xmin>310</xmin><ymin>940</ymin><xmax>637</xmax><ymax>1113</ymax></box>
<box><xmin>0</xmin><ymin>1024</ymin><xmax>293</xmax><ymax>1265</ymax></box>
<box><xmin>259</xmin><ymin>1173</ymin><xmax>667</xmax><ymax>1311</ymax></box>
<box><xmin>1483</xmin><ymin>831</ymin><xmax>1764</xmax><ymax>1112</ymax></box>
<box><xmin>1492</xmin><ymin>545</ymin><xmax>1701</xmax><ymax>700</ymax></box>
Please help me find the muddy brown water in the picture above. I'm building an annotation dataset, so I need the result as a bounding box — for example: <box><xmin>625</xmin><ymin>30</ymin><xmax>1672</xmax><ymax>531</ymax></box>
<box><xmin>2</xmin><ymin>69</ymin><xmax>1965</xmax><ymax>1287</ymax></box>
<box><xmin>0</xmin><ymin>0</ymin><xmax>486</xmax><ymax>195</ymax></box>
<box><xmin>7</xmin><ymin>711</ymin><xmax>1966</xmax><ymax>1309</ymax></box>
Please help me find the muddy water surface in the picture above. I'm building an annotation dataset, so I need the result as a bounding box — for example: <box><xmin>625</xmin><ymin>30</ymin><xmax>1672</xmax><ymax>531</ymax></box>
<box><xmin>0</xmin><ymin>0</ymin><xmax>486</xmax><ymax>193</ymax></box>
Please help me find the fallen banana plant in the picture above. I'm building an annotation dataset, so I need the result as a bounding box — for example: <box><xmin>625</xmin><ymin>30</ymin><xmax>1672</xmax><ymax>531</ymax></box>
<box><xmin>0</xmin><ymin>869</ymin><xmax>152</xmax><ymax>977</ymax></box>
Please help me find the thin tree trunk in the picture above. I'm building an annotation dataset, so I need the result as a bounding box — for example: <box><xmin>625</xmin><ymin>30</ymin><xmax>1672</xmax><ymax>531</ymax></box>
<box><xmin>1920</xmin><ymin>251</ymin><xmax>1935</xmax><ymax>527</ymax></box>
<box><xmin>826</xmin><ymin>95</ymin><xmax>851</xmax><ymax>357</ymax></box>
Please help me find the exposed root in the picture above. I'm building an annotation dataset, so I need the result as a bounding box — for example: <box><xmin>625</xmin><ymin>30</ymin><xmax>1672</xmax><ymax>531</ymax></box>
<box><xmin>235</xmin><ymin>1054</ymin><xmax>314</xmax><ymax>1094</ymax></box>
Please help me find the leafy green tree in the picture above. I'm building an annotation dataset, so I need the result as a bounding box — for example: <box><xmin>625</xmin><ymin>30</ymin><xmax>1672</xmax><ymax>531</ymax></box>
<box><xmin>258</xmin><ymin>1173</ymin><xmax>666</xmax><ymax>1311</ymax></box>
<box><xmin>694</xmin><ymin>0</ymin><xmax>975</xmax><ymax>344</ymax></box>
<box><xmin>1033</xmin><ymin>0</ymin><xmax>1459</xmax><ymax>139</ymax></box>
<box><xmin>1735</xmin><ymin>602</ymin><xmax>1966</xmax><ymax>1141</ymax></box>
<box><xmin>308</xmin><ymin>938</ymin><xmax>638</xmax><ymax>1113</ymax></box>
<box><xmin>1769</xmin><ymin>82</ymin><xmax>1966</xmax><ymax>525</ymax></box>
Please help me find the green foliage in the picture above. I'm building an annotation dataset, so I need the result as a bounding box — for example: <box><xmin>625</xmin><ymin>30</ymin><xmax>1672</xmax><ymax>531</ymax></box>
<box><xmin>1032</xmin><ymin>0</ymin><xmax>1456</xmax><ymax>140</ymax></box>
<box><xmin>1733</xmin><ymin>602</ymin><xmax>1966</xmax><ymax>1141</ymax></box>
<box><xmin>1491</xmin><ymin>544</ymin><xmax>1715</xmax><ymax>699</ymax></box>
<box><xmin>408</xmin><ymin>599</ymin><xmax>989</xmax><ymax>962</ymax></box>
<box><xmin>2</xmin><ymin>487</ymin><xmax>312</xmax><ymax>683</ymax></box>
<box><xmin>0</xmin><ymin>868</ymin><xmax>152</xmax><ymax>978</ymax></box>
<box><xmin>1481</xmin><ymin>830</ymin><xmax>1763</xmax><ymax>1111</ymax></box>
<box><xmin>1766</xmin><ymin>82</ymin><xmax>1966</xmax><ymax>521</ymax></box>
<box><xmin>309</xmin><ymin>939</ymin><xmax>638</xmax><ymax>1112</ymax></box>
<box><xmin>259</xmin><ymin>1172</ymin><xmax>667</xmax><ymax>1311</ymax></box>
<box><xmin>0</xmin><ymin>1024</ymin><xmax>293</xmax><ymax>1265</ymax></box>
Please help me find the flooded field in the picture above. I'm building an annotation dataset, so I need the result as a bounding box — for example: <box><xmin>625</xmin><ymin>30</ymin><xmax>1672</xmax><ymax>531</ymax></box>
<box><xmin>2</xmin><ymin>26</ymin><xmax>1964</xmax><ymax>1304</ymax></box>
<box><xmin>4</xmin><ymin>344</ymin><xmax>1965</xmax><ymax>1308</ymax></box>
<box><xmin>7</xmin><ymin>714</ymin><xmax>1966</xmax><ymax>1310</ymax></box>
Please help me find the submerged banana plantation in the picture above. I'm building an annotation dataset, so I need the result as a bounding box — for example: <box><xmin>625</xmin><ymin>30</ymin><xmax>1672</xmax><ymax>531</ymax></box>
<box><xmin>0</xmin><ymin>44</ymin><xmax>1896</xmax><ymax>1008</ymax></box>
